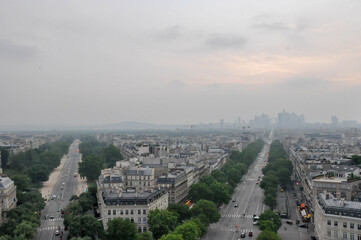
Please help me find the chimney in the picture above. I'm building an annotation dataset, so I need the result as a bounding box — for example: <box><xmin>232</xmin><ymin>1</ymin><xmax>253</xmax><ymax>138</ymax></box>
<box><xmin>326</xmin><ymin>193</ymin><xmax>329</xmax><ymax>199</ymax></box>
<box><xmin>341</xmin><ymin>198</ymin><xmax>345</xmax><ymax>206</ymax></box>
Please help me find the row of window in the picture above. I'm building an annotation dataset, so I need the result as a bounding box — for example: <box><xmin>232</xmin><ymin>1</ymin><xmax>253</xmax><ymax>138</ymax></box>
<box><xmin>108</xmin><ymin>209</ymin><xmax>147</xmax><ymax>215</ymax></box>
<box><xmin>125</xmin><ymin>176</ymin><xmax>151</xmax><ymax>180</ymax></box>
<box><xmin>327</xmin><ymin>220</ymin><xmax>361</xmax><ymax>229</ymax></box>
<box><xmin>327</xmin><ymin>230</ymin><xmax>361</xmax><ymax>240</ymax></box>
<box><xmin>126</xmin><ymin>181</ymin><xmax>151</xmax><ymax>186</ymax></box>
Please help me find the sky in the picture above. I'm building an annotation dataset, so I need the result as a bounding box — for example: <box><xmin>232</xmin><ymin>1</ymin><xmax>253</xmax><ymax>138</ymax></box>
<box><xmin>1</xmin><ymin>0</ymin><xmax>361</xmax><ymax>126</ymax></box>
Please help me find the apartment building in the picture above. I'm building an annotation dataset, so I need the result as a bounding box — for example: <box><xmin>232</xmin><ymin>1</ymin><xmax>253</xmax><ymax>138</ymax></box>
<box><xmin>314</xmin><ymin>192</ymin><xmax>361</xmax><ymax>240</ymax></box>
<box><xmin>97</xmin><ymin>187</ymin><xmax>168</xmax><ymax>232</ymax></box>
<box><xmin>157</xmin><ymin>169</ymin><xmax>188</xmax><ymax>204</ymax></box>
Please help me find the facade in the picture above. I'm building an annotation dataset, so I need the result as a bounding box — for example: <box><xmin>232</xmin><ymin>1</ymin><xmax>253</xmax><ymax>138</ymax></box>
<box><xmin>314</xmin><ymin>193</ymin><xmax>361</xmax><ymax>240</ymax></box>
<box><xmin>123</xmin><ymin>167</ymin><xmax>156</xmax><ymax>191</ymax></box>
<box><xmin>313</xmin><ymin>177</ymin><xmax>361</xmax><ymax>201</ymax></box>
<box><xmin>157</xmin><ymin>170</ymin><xmax>188</xmax><ymax>204</ymax></box>
<box><xmin>0</xmin><ymin>176</ymin><xmax>17</xmax><ymax>224</ymax></box>
<box><xmin>97</xmin><ymin>187</ymin><xmax>168</xmax><ymax>232</ymax></box>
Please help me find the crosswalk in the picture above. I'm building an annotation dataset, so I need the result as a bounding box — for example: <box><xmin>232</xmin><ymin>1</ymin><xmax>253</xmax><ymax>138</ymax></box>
<box><xmin>38</xmin><ymin>226</ymin><xmax>64</xmax><ymax>232</ymax></box>
<box><xmin>42</xmin><ymin>218</ymin><xmax>63</xmax><ymax>222</ymax></box>
<box><xmin>208</xmin><ymin>225</ymin><xmax>253</xmax><ymax>233</ymax></box>
<box><xmin>222</xmin><ymin>214</ymin><xmax>254</xmax><ymax>218</ymax></box>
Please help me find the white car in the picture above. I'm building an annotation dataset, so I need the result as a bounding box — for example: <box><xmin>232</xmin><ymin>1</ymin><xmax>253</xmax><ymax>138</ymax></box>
<box><xmin>55</xmin><ymin>230</ymin><xmax>60</xmax><ymax>235</ymax></box>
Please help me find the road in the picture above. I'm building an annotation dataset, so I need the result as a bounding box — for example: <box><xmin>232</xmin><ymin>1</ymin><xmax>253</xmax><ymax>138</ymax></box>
<box><xmin>35</xmin><ymin>140</ymin><xmax>81</xmax><ymax>240</ymax></box>
<box><xmin>202</xmin><ymin>140</ymin><xmax>271</xmax><ymax>240</ymax></box>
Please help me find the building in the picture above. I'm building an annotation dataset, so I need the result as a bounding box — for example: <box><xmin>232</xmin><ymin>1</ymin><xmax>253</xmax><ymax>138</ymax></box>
<box><xmin>157</xmin><ymin>169</ymin><xmax>188</xmax><ymax>204</ymax></box>
<box><xmin>123</xmin><ymin>167</ymin><xmax>156</xmax><ymax>191</ymax></box>
<box><xmin>97</xmin><ymin>187</ymin><xmax>168</xmax><ymax>232</ymax></box>
<box><xmin>314</xmin><ymin>192</ymin><xmax>361</xmax><ymax>240</ymax></box>
<box><xmin>313</xmin><ymin>177</ymin><xmax>361</xmax><ymax>202</ymax></box>
<box><xmin>0</xmin><ymin>176</ymin><xmax>17</xmax><ymax>225</ymax></box>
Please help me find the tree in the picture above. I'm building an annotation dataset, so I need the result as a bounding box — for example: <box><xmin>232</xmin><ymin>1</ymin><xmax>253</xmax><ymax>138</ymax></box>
<box><xmin>209</xmin><ymin>182</ymin><xmax>231</xmax><ymax>205</ymax></box>
<box><xmin>78</xmin><ymin>154</ymin><xmax>104</xmax><ymax>181</ymax></box>
<box><xmin>68</xmin><ymin>214</ymin><xmax>101</xmax><ymax>240</ymax></box>
<box><xmin>71</xmin><ymin>237</ymin><xmax>93</xmax><ymax>240</ymax></box>
<box><xmin>277</xmin><ymin>167</ymin><xmax>291</xmax><ymax>185</ymax></box>
<box><xmin>351</xmin><ymin>155</ymin><xmax>361</xmax><ymax>165</ymax></box>
<box><xmin>159</xmin><ymin>233</ymin><xmax>183</xmax><ymax>240</ymax></box>
<box><xmin>0</xmin><ymin>147</ymin><xmax>9</xmax><ymax>169</ymax></box>
<box><xmin>188</xmin><ymin>183</ymin><xmax>210</xmax><ymax>203</ymax></box>
<box><xmin>14</xmin><ymin>221</ymin><xmax>38</xmax><ymax>239</ymax></box>
<box><xmin>264</xmin><ymin>194</ymin><xmax>277</xmax><ymax>209</ymax></box>
<box><xmin>148</xmin><ymin>209</ymin><xmax>179</xmax><ymax>239</ymax></box>
<box><xmin>104</xmin><ymin>145</ymin><xmax>123</xmax><ymax>167</ymax></box>
<box><xmin>27</xmin><ymin>164</ymin><xmax>49</xmax><ymax>184</ymax></box>
<box><xmin>136</xmin><ymin>231</ymin><xmax>154</xmax><ymax>240</ymax></box>
<box><xmin>256</xmin><ymin>230</ymin><xmax>281</xmax><ymax>240</ymax></box>
<box><xmin>258</xmin><ymin>220</ymin><xmax>277</xmax><ymax>232</ymax></box>
<box><xmin>226</xmin><ymin>168</ymin><xmax>242</xmax><ymax>187</ymax></box>
<box><xmin>173</xmin><ymin>220</ymin><xmax>201</xmax><ymax>240</ymax></box>
<box><xmin>10</xmin><ymin>174</ymin><xmax>30</xmax><ymax>191</ymax></box>
<box><xmin>210</xmin><ymin>170</ymin><xmax>226</xmax><ymax>183</ymax></box>
<box><xmin>168</xmin><ymin>204</ymin><xmax>191</xmax><ymax>222</ymax></box>
<box><xmin>190</xmin><ymin>200</ymin><xmax>220</xmax><ymax>225</ymax></box>
<box><xmin>78</xmin><ymin>192</ymin><xmax>95</xmax><ymax>212</ymax></box>
<box><xmin>106</xmin><ymin>218</ymin><xmax>137</xmax><ymax>240</ymax></box>
<box><xmin>258</xmin><ymin>210</ymin><xmax>282</xmax><ymax>232</ymax></box>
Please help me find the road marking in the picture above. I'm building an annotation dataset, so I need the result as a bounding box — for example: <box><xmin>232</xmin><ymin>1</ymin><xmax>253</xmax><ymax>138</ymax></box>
<box><xmin>221</xmin><ymin>214</ymin><xmax>254</xmax><ymax>218</ymax></box>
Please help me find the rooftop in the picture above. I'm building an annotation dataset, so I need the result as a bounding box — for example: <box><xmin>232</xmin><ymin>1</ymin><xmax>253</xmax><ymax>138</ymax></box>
<box><xmin>318</xmin><ymin>193</ymin><xmax>361</xmax><ymax>219</ymax></box>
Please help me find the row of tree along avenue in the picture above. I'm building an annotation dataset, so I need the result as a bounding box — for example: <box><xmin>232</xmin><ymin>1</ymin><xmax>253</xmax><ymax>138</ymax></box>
<box><xmin>61</xmin><ymin>136</ymin><xmax>125</xmax><ymax>240</ymax></box>
<box><xmin>0</xmin><ymin>139</ymin><xmax>72</xmax><ymax>240</ymax></box>
<box><xmin>188</xmin><ymin>139</ymin><xmax>265</xmax><ymax>206</ymax></box>
<box><xmin>78</xmin><ymin>136</ymin><xmax>124</xmax><ymax>181</ymax></box>
<box><xmin>258</xmin><ymin>139</ymin><xmax>292</xmax><ymax>239</ymax></box>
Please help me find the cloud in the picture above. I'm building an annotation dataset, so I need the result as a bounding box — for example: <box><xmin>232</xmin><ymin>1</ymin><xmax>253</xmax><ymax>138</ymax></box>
<box><xmin>253</xmin><ymin>22</ymin><xmax>290</xmax><ymax>31</ymax></box>
<box><xmin>284</xmin><ymin>77</ymin><xmax>330</xmax><ymax>89</ymax></box>
<box><xmin>204</xmin><ymin>34</ymin><xmax>246</xmax><ymax>50</ymax></box>
<box><xmin>154</xmin><ymin>25</ymin><xmax>184</xmax><ymax>41</ymax></box>
<box><xmin>0</xmin><ymin>39</ymin><xmax>38</xmax><ymax>60</ymax></box>
<box><xmin>168</xmin><ymin>80</ymin><xmax>186</xmax><ymax>87</ymax></box>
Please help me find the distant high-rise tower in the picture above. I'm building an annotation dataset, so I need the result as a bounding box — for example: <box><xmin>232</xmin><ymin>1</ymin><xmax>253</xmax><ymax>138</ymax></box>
<box><xmin>238</xmin><ymin>117</ymin><xmax>241</xmax><ymax>128</ymax></box>
<box><xmin>331</xmin><ymin>116</ymin><xmax>339</xmax><ymax>126</ymax></box>
<box><xmin>220</xmin><ymin>119</ymin><xmax>224</xmax><ymax>129</ymax></box>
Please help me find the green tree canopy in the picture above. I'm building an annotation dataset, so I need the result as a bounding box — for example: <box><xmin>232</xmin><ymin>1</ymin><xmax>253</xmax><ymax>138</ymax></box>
<box><xmin>168</xmin><ymin>204</ymin><xmax>191</xmax><ymax>222</ymax></box>
<box><xmin>259</xmin><ymin>210</ymin><xmax>282</xmax><ymax>232</ymax></box>
<box><xmin>148</xmin><ymin>209</ymin><xmax>179</xmax><ymax>240</ymax></box>
<box><xmin>159</xmin><ymin>233</ymin><xmax>183</xmax><ymax>240</ymax></box>
<box><xmin>173</xmin><ymin>220</ymin><xmax>201</xmax><ymax>240</ymax></box>
<box><xmin>136</xmin><ymin>231</ymin><xmax>154</xmax><ymax>240</ymax></box>
<box><xmin>190</xmin><ymin>200</ymin><xmax>220</xmax><ymax>226</ymax></box>
<box><xmin>106</xmin><ymin>218</ymin><xmax>137</xmax><ymax>240</ymax></box>
<box><xmin>256</xmin><ymin>230</ymin><xmax>282</xmax><ymax>240</ymax></box>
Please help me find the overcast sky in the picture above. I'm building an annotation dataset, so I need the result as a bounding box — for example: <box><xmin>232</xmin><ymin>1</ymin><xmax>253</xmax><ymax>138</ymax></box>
<box><xmin>1</xmin><ymin>0</ymin><xmax>361</xmax><ymax>126</ymax></box>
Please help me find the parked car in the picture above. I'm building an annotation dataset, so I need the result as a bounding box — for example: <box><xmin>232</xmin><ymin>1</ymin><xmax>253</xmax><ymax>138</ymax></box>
<box><xmin>286</xmin><ymin>220</ymin><xmax>293</xmax><ymax>225</ymax></box>
<box><xmin>298</xmin><ymin>224</ymin><xmax>308</xmax><ymax>228</ymax></box>
<box><xmin>240</xmin><ymin>232</ymin><xmax>246</xmax><ymax>238</ymax></box>
<box><xmin>234</xmin><ymin>204</ymin><xmax>239</xmax><ymax>207</ymax></box>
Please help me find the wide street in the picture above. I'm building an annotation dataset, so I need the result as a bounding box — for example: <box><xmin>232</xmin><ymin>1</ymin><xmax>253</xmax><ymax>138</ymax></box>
<box><xmin>35</xmin><ymin>140</ymin><xmax>81</xmax><ymax>240</ymax></box>
<box><xmin>202</xmin><ymin>140</ymin><xmax>270</xmax><ymax>240</ymax></box>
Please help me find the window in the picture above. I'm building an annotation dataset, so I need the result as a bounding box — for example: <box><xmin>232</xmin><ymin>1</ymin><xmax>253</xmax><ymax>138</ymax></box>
<box><xmin>143</xmin><ymin>227</ymin><xmax>147</xmax><ymax>232</ymax></box>
<box><xmin>358</xmin><ymin>234</ymin><xmax>361</xmax><ymax>240</ymax></box>
<box><xmin>335</xmin><ymin>221</ymin><xmax>338</xmax><ymax>226</ymax></box>
<box><xmin>113</xmin><ymin>210</ymin><xmax>116</xmax><ymax>215</ymax></box>
<box><xmin>148</xmin><ymin>182</ymin><xmax>150</xmax><ymax>186</ymax></box>
<box><xmin>108</xmin><ymin>210</ymin><xmax>111</xmax><ymax>215</ymax></box>
<box><xmin>344</xmin><ymin>222</ymin><xmax>347</xmax><ymax>228</ymax></box>
<box><xmin>327</xmin><ymin>220</ymin><xmax>331</xmax><ymax>225</ymax></box>
<box><xmin>351</xmin><ymin>223</ymin><xmax>354</xmax><ymax>229</ymax></box>
<box><xmin>334</xmin><ymin>230</ymin><xmax>338</xmax><ymax>238</ymax></box>
<box><xmin>143</xmin><ymin>209</ymin><xmax>146</xmax><ymax>214</ymax></box>
<box><xmin>344</xmin><ymin>232</ymin><xmax>348</xmax><ymax>239</ymax></box>
<box><xmin>138</xmin><ymin>227</ymin><xmax>142</xmax><ymax>233</ymax></box>
<box><xmin>138</xmin><ymin>217</ymin><xmax>141</xmax><ymax>223</ymax></box>
<box><xmin>358</xmin><ymin>224</ymin><xmax>361</xmax><ymax>230</ymax></box>
<box><xmin>143</xmin><ymin>217</ymin><xmax>147</xmax><ymax>223</ymax></box>
<box><xmin>327</xmin><ymin>229</ymin><xmax>331</xmax><ymax>237</ymax></box>
<box><xmin>121</xmin><ymin>210</ymin><xmax>124</xmax><ymax>215</ymax></box>
<box><xmin>126</xmin><ymin>210</ymin><xmax>129</xmax><ymax>215</ymax></box>
<box><xmin>131</xmin><ymin>218</ymin><xmax>134</xmax><ymax>223</ymax></box>
<box><xmin>350</xmin><ymin>233</ymin><xmax>354</xmax><ymax>240</ymax></box>
<box><xmin>131</xmin><ymin>210</ymin><xmax>134</xmax><ymax>215</ymax></box>
<box><xmin>138</xmin><ymin>209</ymin><xmax>141</xmax><ymax>214</ymax></box>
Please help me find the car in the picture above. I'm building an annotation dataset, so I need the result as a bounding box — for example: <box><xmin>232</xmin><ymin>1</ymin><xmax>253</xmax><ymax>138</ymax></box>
<box><xmin>55</xmin><ymin>230</ymin><xmax>60</xmax><ymax>235</ymax></box>
<box><xmin>298</xmin><ymin>224</ymin><xmax>308</xmax><ymax>228</ymax></box>
<box><xmin>232</xmin><ymin>199</ymin><xmax>236</xmax><ymax>202</ymax></box>
<box><xmin>256</xmin><ymin>182</ymin><xmax>259</xmax><ymax>185</ymax></box>
<box><xmin>240</xmin><ymin>232</ymin><xmax>246</xmax><ymax>238</ymax></box>
<box><xmin>249</xmin><ymin>231</ymin><xmax>253</xmax><ymax>237</ymax></box>
<box><xmin>60</xmin><ymin>186</ymin><xmax>64</xmax><ymax>190</ymax></box>
<box><xmin>286</xmin><ymin>220</ymin><xmax>293</xmax><ymax>225</ymax></box>
<box><xmin>49</xmin><ymin>215</ymin><xmax>54</xmax><ymax>219</ymax></box>
<box><xmin>234</xmin><ymin>204</ymin><xmax>239</xmax><ymax>207</ymax></box>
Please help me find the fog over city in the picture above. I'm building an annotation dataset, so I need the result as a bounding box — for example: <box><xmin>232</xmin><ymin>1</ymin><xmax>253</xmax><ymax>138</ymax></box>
<box><xmin>1</xmin><ymin>0</ymin><xmax>361</xmax><ymax>127</ymax></box>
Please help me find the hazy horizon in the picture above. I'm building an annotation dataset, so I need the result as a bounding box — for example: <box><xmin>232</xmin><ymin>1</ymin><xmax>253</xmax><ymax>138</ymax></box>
<box><xmin>1</xmin><ymin>0</ymin><xmax>361</xmax><ymax>126</ymax></box>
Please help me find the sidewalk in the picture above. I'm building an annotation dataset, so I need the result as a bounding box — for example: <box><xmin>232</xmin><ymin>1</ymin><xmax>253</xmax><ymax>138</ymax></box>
<box><xmin>40</xmin><ymin>155</ymin><xmax>67</xmax><ymax>201</ymax></box>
